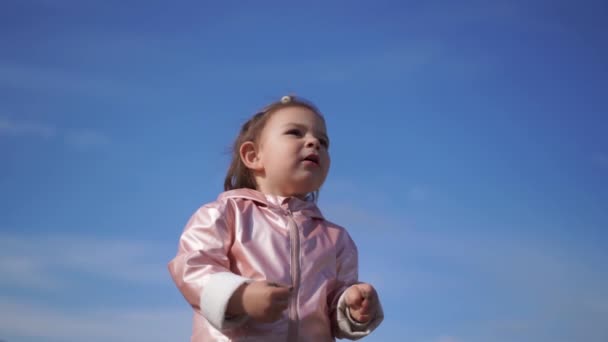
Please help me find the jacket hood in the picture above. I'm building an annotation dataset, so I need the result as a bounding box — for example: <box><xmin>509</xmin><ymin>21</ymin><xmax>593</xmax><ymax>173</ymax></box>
<box><xmin>218</xmin><ymin>188</ymin><xmax>325</xmax><ymax>220</ymax></box>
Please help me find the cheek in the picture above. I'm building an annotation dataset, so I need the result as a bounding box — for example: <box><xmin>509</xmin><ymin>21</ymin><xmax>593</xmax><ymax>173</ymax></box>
<box><xmin>323</xmin><ymin>153</ymin><xmax>331</xmax><ymax>171</ymax></box>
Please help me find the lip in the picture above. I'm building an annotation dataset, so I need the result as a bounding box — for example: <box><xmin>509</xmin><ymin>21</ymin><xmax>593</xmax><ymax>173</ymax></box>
<box><xmin>302</xmin><ymin>154</ymin><xmax>320</xmax><ymax>166</ymax></box>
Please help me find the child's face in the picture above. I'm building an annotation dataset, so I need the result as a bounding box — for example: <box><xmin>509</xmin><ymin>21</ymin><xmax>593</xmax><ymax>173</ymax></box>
<box><xmin>255</xmin><ymin>106</ymin><xmax>330</xmax><ymax>197</ymax></box>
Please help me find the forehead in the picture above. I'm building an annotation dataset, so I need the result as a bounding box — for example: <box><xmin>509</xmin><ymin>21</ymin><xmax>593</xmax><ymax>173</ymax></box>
<box><xmin>265</xmin><ymin>106</ymin><xmax>327</xmax><ymax>131</ymax></box>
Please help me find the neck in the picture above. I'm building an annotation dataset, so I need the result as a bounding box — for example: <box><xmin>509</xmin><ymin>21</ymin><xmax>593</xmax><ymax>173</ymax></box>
<box><xmin>254</xmin><ymin>178</ymin><xmax>310</xmax><ymax>201</ymax></box>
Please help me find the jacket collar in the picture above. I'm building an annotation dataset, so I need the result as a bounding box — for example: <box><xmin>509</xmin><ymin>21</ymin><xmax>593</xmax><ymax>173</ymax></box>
<box><xmin>219</xmin><ymin>188</ymin><xmax>325</xmax><ymax>220</ymax></box>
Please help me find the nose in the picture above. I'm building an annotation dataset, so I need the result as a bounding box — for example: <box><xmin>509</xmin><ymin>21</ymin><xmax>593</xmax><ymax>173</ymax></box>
<box><xmin>305</xmin><ymin>136</ymin><xmax>320</xmax><ymax>150</ymax></box>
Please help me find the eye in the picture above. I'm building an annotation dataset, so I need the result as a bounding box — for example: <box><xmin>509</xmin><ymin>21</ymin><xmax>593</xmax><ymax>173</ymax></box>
<box><xmin>285</xmin><ymin>129</ymin><xmax>302</xmax><ymax>136</ymax></box>
<box><xmin>319</xmin><ymin>138</ymin><xmax>329</xmax><ymax>148</ymax></box>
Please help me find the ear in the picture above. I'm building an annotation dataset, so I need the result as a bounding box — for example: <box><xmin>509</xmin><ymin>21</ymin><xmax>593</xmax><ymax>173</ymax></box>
<box><xmin>239</xmin><ymin>141</ymin><xmax>264</xmax><ymax>171</ymax></box>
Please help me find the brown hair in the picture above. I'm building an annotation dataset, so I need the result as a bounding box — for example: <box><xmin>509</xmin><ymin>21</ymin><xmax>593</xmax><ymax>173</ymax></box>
<box><xmin>224</xmin><ymin>96</ymin><xmax>324</xmax><ymax>194</ymax></box>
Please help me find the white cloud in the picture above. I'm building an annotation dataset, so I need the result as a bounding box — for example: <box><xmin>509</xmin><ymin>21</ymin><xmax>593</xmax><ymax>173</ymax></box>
<box><xmin>0</xmin><ymin>255</ymin><xmax>63</xmax><ymax>290</ymax></box>
<box><xmin>319</xmin><ymin>193</ymin><xmax>608</xmax><ymax>342</ymax></box>
<box><xmin>0</xmin><ymin>234</ymin><xmax>169</xmax><ymax>290</ymax></box>
<box><xmin>0</xmin><ymin>296</ymin><xmax>191</xmax><ymax>342</ymax></box>
<box><xmin>407</xmin><ymin>185</ymin><xmax>431</xmax><ymax>202</ymax></box>
<box><xmin>592</xmin><ymin>153</ymin><xmax>608</xmax><ymax>170</ymax></box>
<box><xmin>0</xmin><ymin>117</ymin><xmax>110</xmax><ymax>148</ymax></box>
<box><xmin>376</xmin><ymin>229</ymin><xmax>608</xmax><ymax>342</ymax></box>
<box><xmin>0</xmin><ymin>62</ymin><xmax>137</xmax><ymax>99</ymax></box>
<box><xmin>65</xmin><ymin>129</ymin><xmax>111</xmax><ymax>148</ymax></box>
<box><xmin>436</xmin><ymin>336</ymin><xmax>462</xmax><ymax>342</ymax></box>
<box><xmin>0</xmin><ymin>117</ymin><xmax>56</xmax><ymax>138</ymax></box>
<box><xmin>0</xmin><ymin>233</ymin><xmax>192</xmax><ymax>341</ymax></box>
<box><xmin>212</xmin><ymin>43</ymin><xmax>442</xmax><ymax>84</ymax></box>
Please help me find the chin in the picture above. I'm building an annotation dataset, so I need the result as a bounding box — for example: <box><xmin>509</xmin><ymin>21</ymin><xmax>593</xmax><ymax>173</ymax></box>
<box><xmin>294</xmin><ymin>185</ymin><xmax>322</xmax><ymax>197</ymax></box>
<box><xmin>286</xmin><ymin>182</ymin><xmax>316</xmax><ymax>195</ymax></box>
<box><xmin>287</xmin><ymin>176</ymin><xmax>325</xmax><ymax>196</ymax></box>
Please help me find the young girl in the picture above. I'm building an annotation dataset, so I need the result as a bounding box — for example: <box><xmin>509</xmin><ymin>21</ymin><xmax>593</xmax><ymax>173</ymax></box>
<box><xmin>169</xmin><ymin>96</ymin><xmax>383</xmax><ymax>341</ymax></box>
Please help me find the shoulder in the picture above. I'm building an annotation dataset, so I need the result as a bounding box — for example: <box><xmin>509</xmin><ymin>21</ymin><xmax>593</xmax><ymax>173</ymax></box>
<box><xmin>194</xmin><ymin>194</ymin><xmax>231</xmax><ymax>214</ymax></box>
<box><xmin>321</xmin><ymin>218</ymin><xmax>348</xmax><ymax>233</ymax></box>
<box><xmin>189</xmin><ymin>192</ymin><xmax>239</xmax><ymax>224</ymax></box>
<box><xmin>194</xmin><ymin>189</ymin><xmax>265</xmax><ymax>217</ymax></box>
<box><xmin>319</xmin><ymin>218</ymin><xmax>358</xmax><ymax>251</ymax></box>
<box><xmin>216</xmin><ymin>188</ymin><xmax>269</xmax><ymax>208</ymax></box>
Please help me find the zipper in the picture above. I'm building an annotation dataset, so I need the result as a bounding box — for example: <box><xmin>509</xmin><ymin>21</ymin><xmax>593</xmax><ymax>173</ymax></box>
<box><xmin>286</xmin><ymin>209</ymin><xmax>300</xmax><ymax>341</ymax></box>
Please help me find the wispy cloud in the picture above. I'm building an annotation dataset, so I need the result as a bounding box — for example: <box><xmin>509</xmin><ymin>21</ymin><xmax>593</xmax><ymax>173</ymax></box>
<box><xmin>0</xmin><ymin>61</ymin><xmax>137</xmax><ymax>99</ymax></box>
<box><xmin>385</xmin><ymin>230</ymin><xmax>608</xmax><ymax>341</ymax></box>
<box><xmin>592</xmin><ymin>153</ymin><xmax>608</xmax><ymax>170</ymax></box>
<box><xmin>320</xmin><ymin>193</ymin><xmax>608</xmax><ymax>342</ymax></box>
<box><xmin>0</xmin><ymin>254</ymin><xmax>63</xmax><ymax>290</ymax></box>
<box><xmin>1</xmin><ymin>117</ymin><xmax>110</xmax><ymax>148</ymax></box>
<box><xmin>0</xmin><ymin>233</ymin><xmax>192</xmax><ymax>341</ymax></box>
<box><xmin>436</xmin><ymin>336</ymin><xmax>462</xmax><ymax>342</ymax></box>
<box><xmin>0</xmin><ymin>117</ymin><xmax>56</xmax><ymax>138</ymax></box>
<box><xmin>65</xmin><ymin>129</ymin><xmax>111</xmax><ymax>148</ymax></box>
<box><xmin>407</xmin><ymin>185</ymin><xmax>431</xmax><ymax>202</ymax></box>
<box><xmin>0</xmin><ymin>296</ymin><xmax>191</xmax><ymax>342</ymax></box>
<box><xmin>0</xmin><ymin>234</ymin><xmax>168</xmax><ymax>290</ymax></box>
<box><xmin>207</xmin><ymin>43</ymin><xmax>443</xmax><ymax>84</ymax></box>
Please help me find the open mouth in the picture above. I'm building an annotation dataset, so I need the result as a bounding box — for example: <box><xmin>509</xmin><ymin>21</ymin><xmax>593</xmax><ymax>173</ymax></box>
<box><xmin>303</xmin><ymin>154</ymin><xmax>320</xmax><ymax>165</ymax></box>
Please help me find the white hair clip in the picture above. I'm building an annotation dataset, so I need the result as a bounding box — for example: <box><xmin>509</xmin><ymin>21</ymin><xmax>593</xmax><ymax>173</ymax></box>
<box><xmin>280</xmin><ymin>95</ymin><xmax>293</xmax><ymax>104</ymax></box>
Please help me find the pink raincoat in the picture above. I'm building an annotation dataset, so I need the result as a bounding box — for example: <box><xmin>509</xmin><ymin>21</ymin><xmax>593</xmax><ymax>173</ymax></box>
<box><xmin>168</xmin><ymin>188</ymin><xmax>383</xmax><ymax>341</ymax></box>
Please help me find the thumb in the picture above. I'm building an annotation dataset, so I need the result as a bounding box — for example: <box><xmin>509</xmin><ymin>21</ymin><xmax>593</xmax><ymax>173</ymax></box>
<box><xmin>267</xmin><ymin>282</ymin><xmax>293</xmax><ymax>301</ymax></box>
<box><xmin>267</xmin><ymin>281</ymin><xmax>292</xmax><ymax>289</ymax></box>
<box><xmin>273</xmin><ymin>286</ymin><xmax>292</xmax><ymax>298</ymax></box>
<box><xmin>345</xmin><ymin>286</ymin><xmax>364</xmax><ymax>308</ymax></box>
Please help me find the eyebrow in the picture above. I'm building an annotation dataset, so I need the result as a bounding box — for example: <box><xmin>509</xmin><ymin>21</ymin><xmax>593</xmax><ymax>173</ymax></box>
<box><xmin>283</xmin><ymin>123</ymin><xmax>330</xmax><ymax>143</ymax></box>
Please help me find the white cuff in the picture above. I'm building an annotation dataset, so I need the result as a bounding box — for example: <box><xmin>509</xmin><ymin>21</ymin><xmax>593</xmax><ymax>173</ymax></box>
<box><xmin>200</xmin><ymin>272</ymin><xmax>252</xmax><ymax>330</ymax></box>
<box><xmin>336</xmin><ymin>287</ymin><xmax>384</xmax><ymax>340</ymax></box>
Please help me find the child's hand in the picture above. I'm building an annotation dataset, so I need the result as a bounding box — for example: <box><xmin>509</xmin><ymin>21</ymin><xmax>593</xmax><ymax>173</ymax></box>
<box><xmin>228</xmin><ymin>281</ymin><xmax>292</xmax><ymax>323</ymax></box>
<box><xmin>344</xmin><ymin>283</ymin><xmax>379</xmax><ymax>323</ymax></box>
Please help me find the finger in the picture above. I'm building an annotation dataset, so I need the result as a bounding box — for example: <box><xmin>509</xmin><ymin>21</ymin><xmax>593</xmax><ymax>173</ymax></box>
<box><xmin>258</xmin><ymin>303</ymin><xmax>287</xmax><ymax>323</ymax></box>
<box><xmin>355</xmin><ymin>313</ymin><xmax>371</xmax><ymax>323</ymax></box>
<box><xmin>270</xmin><ymin>310</ymin><xmax>286</xmax><ymax>322</ymax></box>
<box><xmin>349</xmin><ymin>308</ymin><xmax>370</xmax><ymax>323</ymax></box>
<box><xmin>348</xmin><ymin>293</ymin><xmax>364</xmax><ymax>309</ymax></box>
<box><xmin>271</xmin><ymin>287</ymin><xmax>293</xmax><ymax>301</ymax></box>
<box><xmin>360</xmin><ymin>304</ymin><xmax>375</xmax><ymax>317</ymax></box>
<box><xmin>266</xmin><ymin>281</ymin><xmax>293</xmax><ymax>292</ymax></box>
<box><xmin>275</xmin><ymin>300</ymin><xmax>289</xmax><ymax>312</ymax></box>
<box><xmin>345</xmin><ymin>287</ymin><xmax>362</xmax><ymax>306</ymax></box>
<box><xmin>267</xmin><ymin>304</ymin><xmax>288</xmax><ymax>322</ymax></box>
<box><xmin>360</xmin><ymin>299</ymin><xmax>379</xmax><ymax>317</ymax></box>
<box><xmin>261</xmin><ymin>313</ymin><xmax>282</xmax><ymax>323</ymax></box>
<box><xmin>274</xmin><ymin>296</ymin><xmax>289</xmax><ymax>308</ymax></box>
<box><xmin>360</xmin><ymin>298</ymin><xmax>369</xmax><ymax>311</ymax></box>
<box><xmin>356</xmin><ymin>283</ymin><xmax>373</xmax><ymax>297</ymax></box>
<box><xmin>351</xmin><ymin>305</ymin><xmax>373</xmax><ymax>321</ymax></box>
<box><xmin>271</xmin><ymin>287</ymin><xmax>292</xmax><ymax>309</ymax></box>
<box><xmin>267</xmin><ymin>281</ymin><xmax>291</xmax><ymax>288</ymax></box>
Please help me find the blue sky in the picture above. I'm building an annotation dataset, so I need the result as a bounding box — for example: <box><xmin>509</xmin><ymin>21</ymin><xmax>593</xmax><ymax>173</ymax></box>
<box><xmin>1</xmin><ymin>0</ymin><xmax>607</xmax><ymax>341</ymax></box>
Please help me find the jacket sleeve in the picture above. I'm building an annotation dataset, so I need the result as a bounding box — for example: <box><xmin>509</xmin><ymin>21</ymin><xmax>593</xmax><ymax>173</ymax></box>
<box><xmin>168</xmin><ymin>200</ymin><xmax>251</xmax><ymax>330</ymax></box>
<box><xmin>329</xmin><ymin>230</ymin><xmax>384</xmax><ymax>340</ymax></box>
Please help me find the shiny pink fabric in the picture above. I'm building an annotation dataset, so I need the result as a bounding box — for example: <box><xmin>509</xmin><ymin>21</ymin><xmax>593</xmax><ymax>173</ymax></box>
<box><xmin>168</xmin><ymin>188</ymin><xmax>359</xmax><ymax>341</ymax></box>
